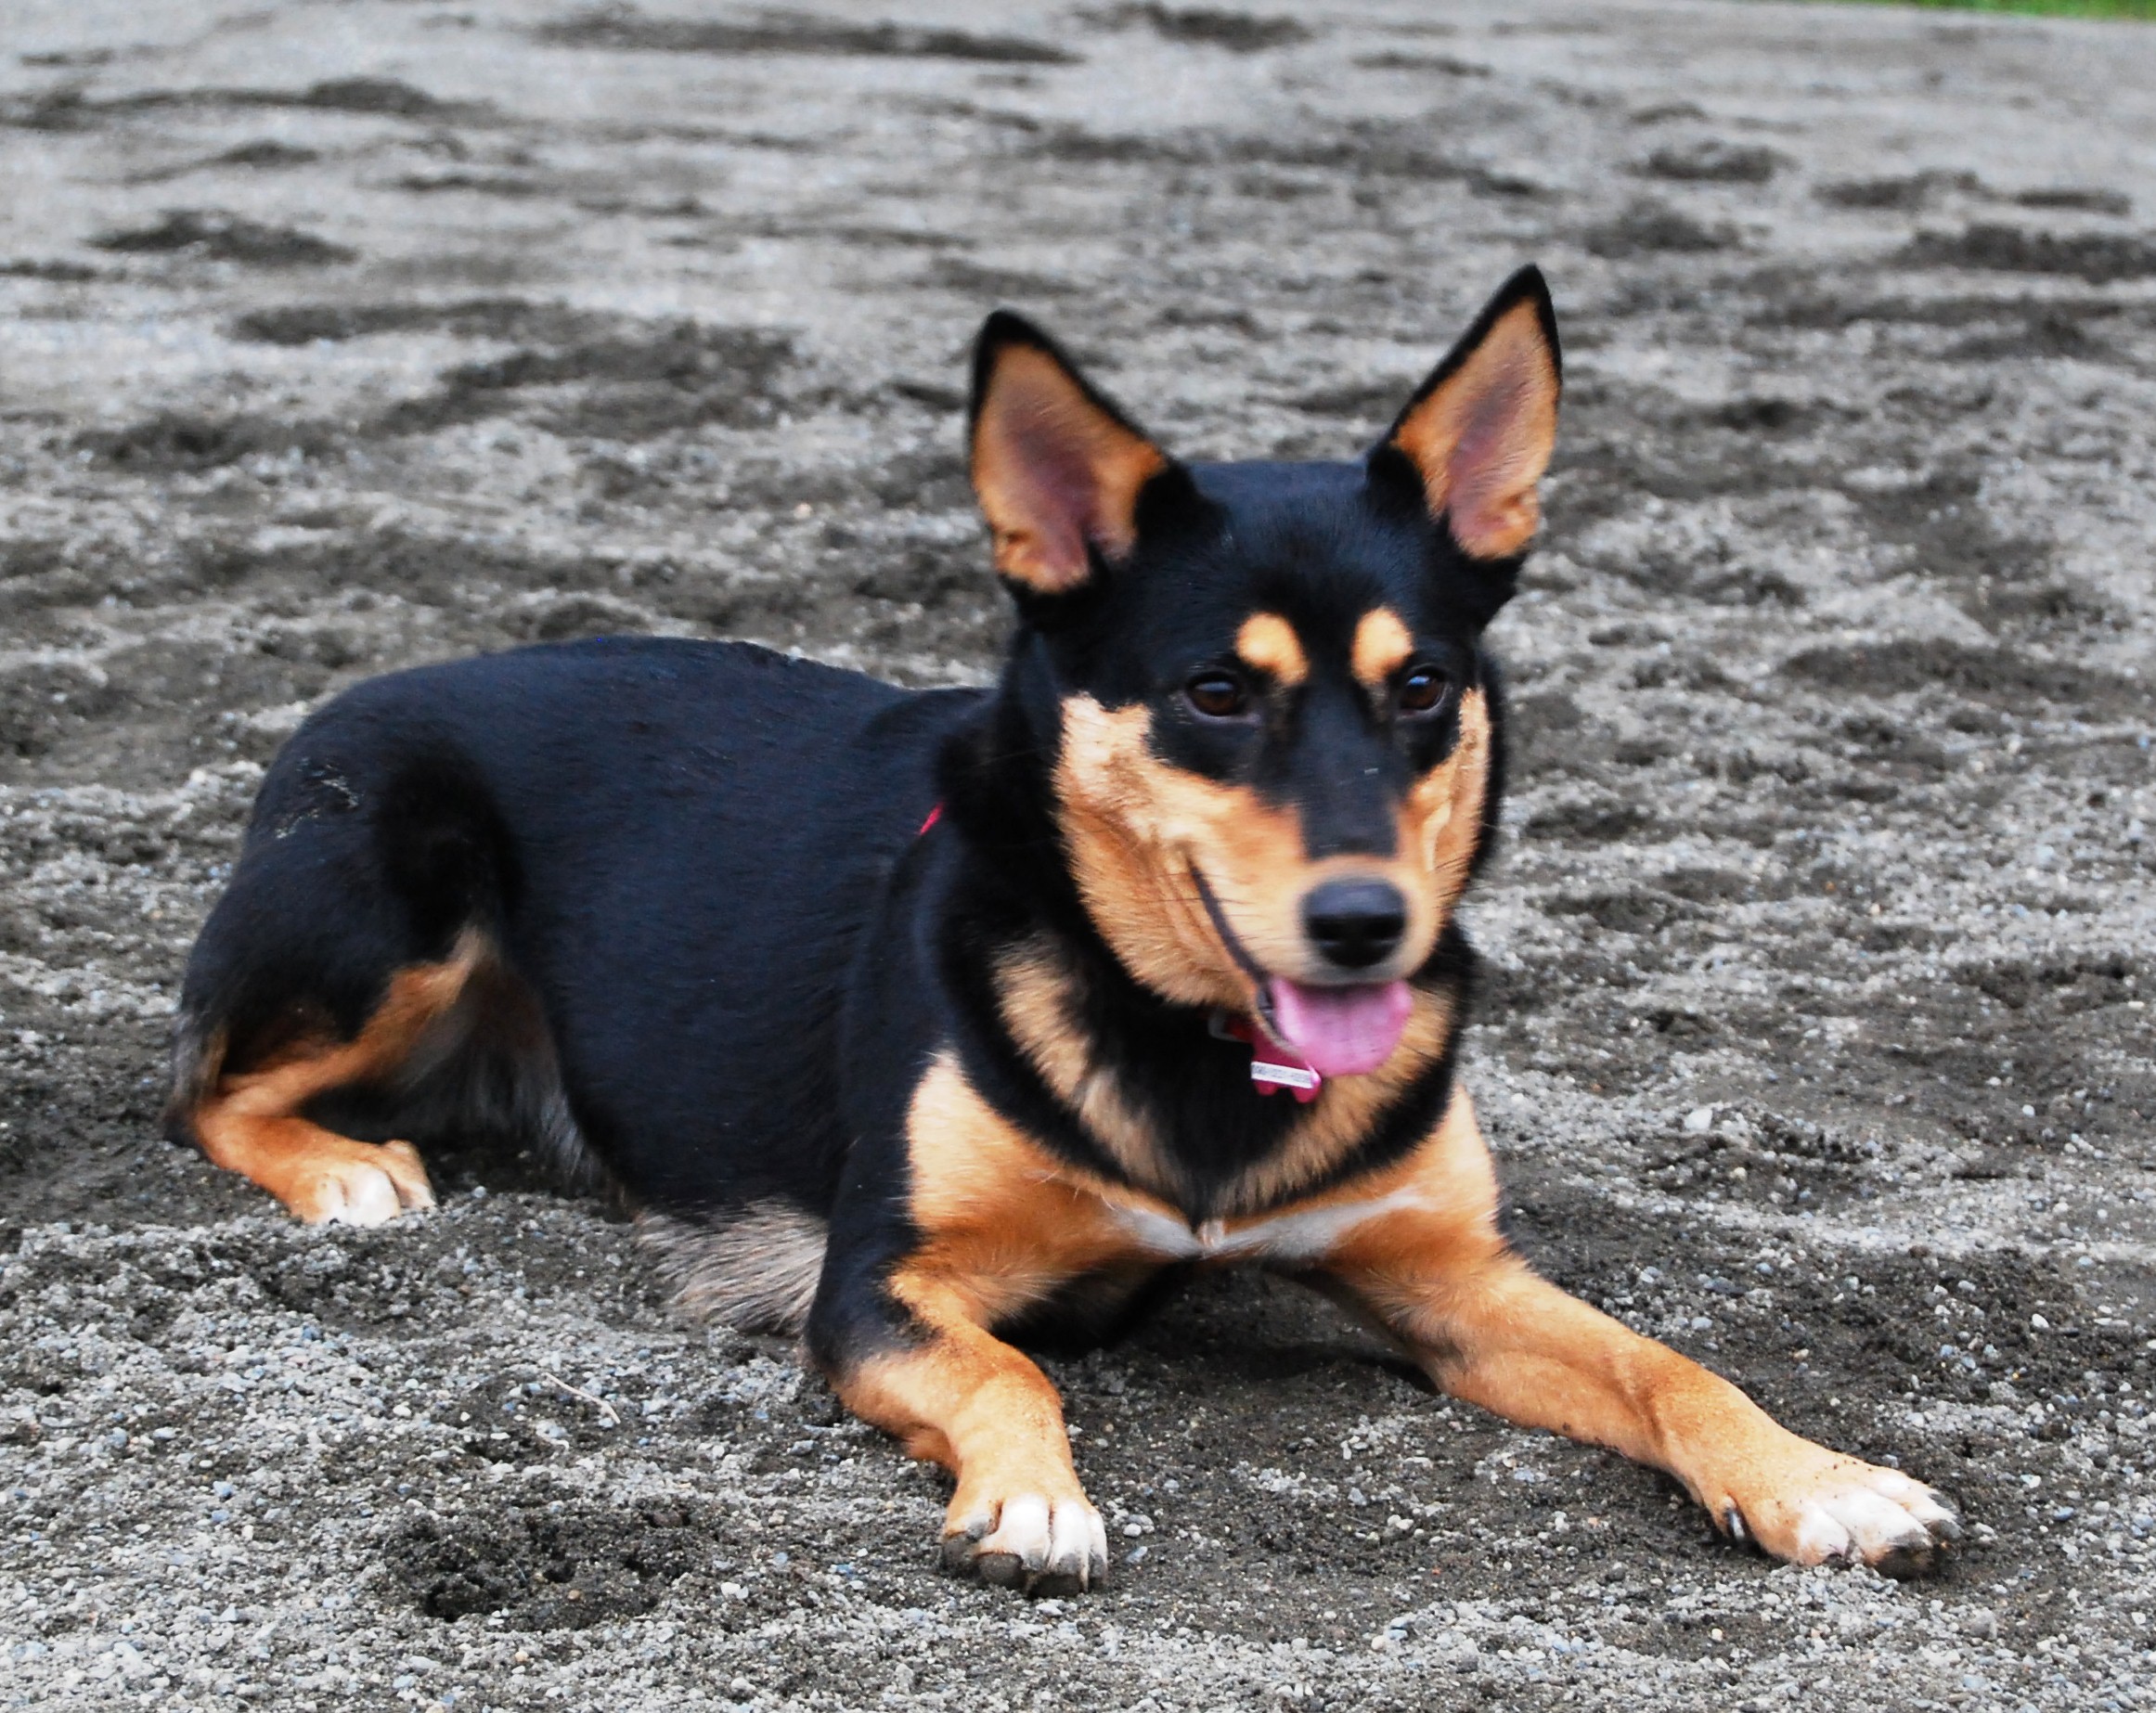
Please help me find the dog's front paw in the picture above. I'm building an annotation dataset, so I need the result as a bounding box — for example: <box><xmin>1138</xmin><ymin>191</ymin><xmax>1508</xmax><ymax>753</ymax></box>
<box><xmin>942</xmin><ymin>1489</ymin><xmax>1109</xmax><ymax>1594</ymax></box>
<box><xmin>287</xmin><ymin>1139</ymin><xmax>436</xmax><ymax>1227</ymax></box>
<box><xmin>1714</xmin><ymin>1440</ymin><xmax>1960</xmax><ymax>1578</ymax></box>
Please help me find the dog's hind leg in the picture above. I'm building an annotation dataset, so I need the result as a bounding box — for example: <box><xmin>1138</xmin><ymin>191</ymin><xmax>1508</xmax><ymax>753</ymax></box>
<box><xmin>172</xmin><ymin>740</ymin><xmax>515</xmax><ymax>1225</ymax></box>
<box><xmin>183</xmin><ymin>946</ymin><xmax>481</xmax><ymax>1225</ymax></box>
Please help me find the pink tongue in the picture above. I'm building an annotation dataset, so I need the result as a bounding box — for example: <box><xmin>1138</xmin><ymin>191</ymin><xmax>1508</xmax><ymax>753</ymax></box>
<box><xmin>1266</xmin><ymin>978</ymin><xmax>1413</xmax><ymax>1078</ymax></box>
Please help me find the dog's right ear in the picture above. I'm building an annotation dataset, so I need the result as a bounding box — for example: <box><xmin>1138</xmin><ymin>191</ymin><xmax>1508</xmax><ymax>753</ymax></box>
<box><xmin>969</xmin><ymin>312</ymin><xmax>1172</xmax><ymax>599</ymax></box>
<box><xmin>1374</xmin><ymin>265</ymin><xmax>1562</xmax><ymax>565</ymax></box>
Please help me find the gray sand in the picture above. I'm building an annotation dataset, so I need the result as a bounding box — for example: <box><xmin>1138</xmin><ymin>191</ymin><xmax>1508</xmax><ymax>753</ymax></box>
<box><xmin>2</xmin><ymin>1</ymin><xmax>2153</xmax><ymax>1707</ymax></box>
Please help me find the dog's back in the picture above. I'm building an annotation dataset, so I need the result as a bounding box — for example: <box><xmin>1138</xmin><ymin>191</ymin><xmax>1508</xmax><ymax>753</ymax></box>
<box><xmin>171</xmin><ymin>635</ymin><xmax>978</xmax><ymax>1228</ymax></box>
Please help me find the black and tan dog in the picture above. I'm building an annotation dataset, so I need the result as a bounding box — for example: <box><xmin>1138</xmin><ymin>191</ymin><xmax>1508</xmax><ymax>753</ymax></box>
<box><xmin>171</xmin><ymin>268</ymin><xmax>1958</xmax><ymax>1591</ymax></box>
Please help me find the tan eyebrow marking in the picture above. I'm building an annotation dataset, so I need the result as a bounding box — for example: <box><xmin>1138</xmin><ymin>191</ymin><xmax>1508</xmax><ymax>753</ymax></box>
<box><xmin>1234</xmin><ymin>612</ymin><xmax>1309</xmax><ymax>687</ymax></box>
<box><xmin>1351</xmin><ymin>608</ymin><xmax>1414</xmax><ymax>690</ymax></box>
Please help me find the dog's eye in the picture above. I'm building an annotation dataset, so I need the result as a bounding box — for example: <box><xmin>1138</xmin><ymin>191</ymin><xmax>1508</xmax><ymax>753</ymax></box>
<box><xmin>1398</xmin><ymin>667</ymin><xmax>1452</xmax><ymax>715</ymax></box>
<box><xmin>1185</xmin><ymin>673</ymin><xmax>1250</xmax><ymax>719</ymax></box>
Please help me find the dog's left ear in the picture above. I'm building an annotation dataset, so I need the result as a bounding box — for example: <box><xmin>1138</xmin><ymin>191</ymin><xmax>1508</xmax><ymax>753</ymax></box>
<box><xmin>1375</xmin><ymin>265</ymin><xmax>1562</xmax><ymax>562</ymax></box>
<box><xmin>969</xmin><ymin>311</ymin><xmax>1173</xmax><ymax>599</ymax></box>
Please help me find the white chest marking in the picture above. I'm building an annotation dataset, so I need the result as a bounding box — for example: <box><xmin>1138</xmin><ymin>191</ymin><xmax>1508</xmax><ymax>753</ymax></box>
<box><xmin>1104</xmin><ymin>1184</ymin><xmax>1429</xmax><ymax>1267</ymax></box>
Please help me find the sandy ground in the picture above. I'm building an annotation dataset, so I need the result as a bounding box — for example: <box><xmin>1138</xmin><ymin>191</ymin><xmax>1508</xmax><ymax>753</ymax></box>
<box><xmin>2</xmin><ymin>0</ymin><xmax>2154</xmax><ymax>1707</ymax></box>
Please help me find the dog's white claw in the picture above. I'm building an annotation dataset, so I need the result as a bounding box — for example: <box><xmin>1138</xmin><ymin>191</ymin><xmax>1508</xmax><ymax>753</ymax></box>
<box><xmin>1052</xmin><ymin>1498</ymin><xmax>1111</xmax><ymax>1586</ymax></box>
<box><xmin>1790</xmin><ymin>1506</ymin><xmax>1855</xmax><ymax>1565</ymax></box>
<box><xmin>978</xmin><ymin>1494</ymin><xmax>1052</xmax><ymax>1580</ymax></box>
<box><xmin>323</xmin><ymin>1163</ymin><xmax>404</xmax><ymax>1227</ymax></box>
<box><xmin>1905</xmin><ymin>1488</ymin><xmax>1962</xmax><ymax>1535</ymax></box>
<box><xmin>298</xmin><ymin>1140</ymin><xmax>436</xmax><ymax>1227</ymax></box>
<box><xmin>945</xmin><ymin>1494</ymin><xmax>1109</xmax><ymax>1593</ymax></box>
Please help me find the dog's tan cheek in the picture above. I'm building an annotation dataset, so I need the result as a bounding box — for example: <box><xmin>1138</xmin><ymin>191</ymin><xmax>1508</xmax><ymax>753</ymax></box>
<box><xmin>1053</xmin><ymin>697</ymin><xmax>1243</xmax><ymax>1005</ymax></box>
<box><xmin>1181</xmin><ymin>788</ymin><xmax>1312</xmax><ymax>977</ymax></box>
<box><xmin>1402</xmin><ymin>689</ymin><xmax>1492</xmax><ymax>912</ymax></box>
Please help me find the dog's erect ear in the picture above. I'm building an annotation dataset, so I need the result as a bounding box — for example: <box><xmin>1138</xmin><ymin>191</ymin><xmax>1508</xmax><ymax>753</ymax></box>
<box><xmin>969</xmin><ymin>312</ymin><xmax>1171</xmax><ymax>598</ymax></box>
<box><xmin>1377</xmin><ymin>265</ymin><xmax>1562</xmax><ymax>562</ymax></box>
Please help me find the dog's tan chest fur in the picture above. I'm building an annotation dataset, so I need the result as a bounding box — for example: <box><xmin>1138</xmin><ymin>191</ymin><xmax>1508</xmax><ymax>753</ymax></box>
<box><xmin>897</xmin><ymin>1052</ymin><xmax>1504</xmax><ymax>1320</ymax></box>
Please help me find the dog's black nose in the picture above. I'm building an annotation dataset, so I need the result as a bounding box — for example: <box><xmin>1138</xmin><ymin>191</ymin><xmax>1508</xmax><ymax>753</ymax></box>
<box><xmin>1302</xmin><ymin>879</ymin><xmax>1407</xmax><ymax>971</ymax></box>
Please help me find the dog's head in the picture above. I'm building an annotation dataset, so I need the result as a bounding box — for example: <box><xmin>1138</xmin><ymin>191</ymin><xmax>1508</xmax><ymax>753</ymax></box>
<box><xmin>968</xmin><ymin>268</ymin><xmax>1559</xmax><ymax>1078</ymax></box>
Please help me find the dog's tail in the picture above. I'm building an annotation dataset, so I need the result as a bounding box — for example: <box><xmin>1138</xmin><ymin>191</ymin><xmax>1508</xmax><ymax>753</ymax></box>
<box><xmin>162</xmin><ymin>1014</ymin><xmax>225</xmax><ymax>1153</ymax></box>
<box><xmin>636</xmin><ymin>1203</ymin><xmax>829</xmax><ymax>1335</ymax></box>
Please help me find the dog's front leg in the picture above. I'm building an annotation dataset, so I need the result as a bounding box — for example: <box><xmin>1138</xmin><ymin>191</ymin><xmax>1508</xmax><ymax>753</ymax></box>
<box><xmin>816</xmin><ymin>1271</ymin><xmax>1108</xmax><ymax>1593</ymax></box>
<box><xmin>811</xmin><ymin>1052</ymin><xmax>1136</xmax><ymax>1591</ymax></box>
<box><xmin>1315</xmin><ymin>1092</ymin><xmax>1960</xmax><ymax>1574</ymax></box>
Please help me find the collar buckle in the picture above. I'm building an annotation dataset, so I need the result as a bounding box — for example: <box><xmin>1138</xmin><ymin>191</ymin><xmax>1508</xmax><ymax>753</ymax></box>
<box><xmin>1208</xmin><ymin>1010</ymin><xmax>1323</xmax><ymax>1103</ymax></box>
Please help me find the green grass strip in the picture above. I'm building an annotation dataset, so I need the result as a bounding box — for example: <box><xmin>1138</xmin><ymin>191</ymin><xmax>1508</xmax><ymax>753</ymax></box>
<box><xmin>1792</xmin><ymin>0</ymin><xmax>2156</xmax><ymax>17</ymax></box>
